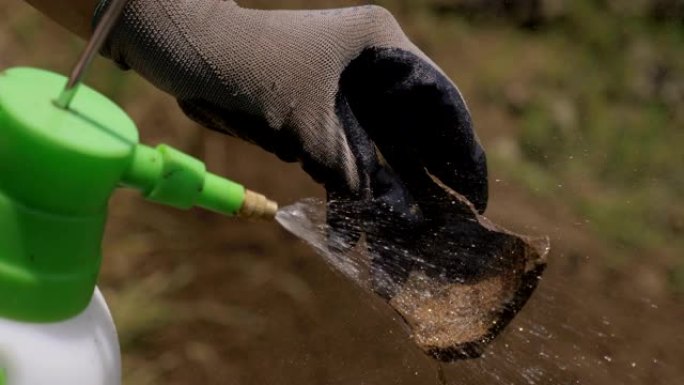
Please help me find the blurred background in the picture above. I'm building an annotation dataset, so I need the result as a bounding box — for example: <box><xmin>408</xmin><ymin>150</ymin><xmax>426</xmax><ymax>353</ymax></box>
<box><xmin>1</xmin><ymin>0</ymin><xmax>683</xmax><ymax>384</ymax></box>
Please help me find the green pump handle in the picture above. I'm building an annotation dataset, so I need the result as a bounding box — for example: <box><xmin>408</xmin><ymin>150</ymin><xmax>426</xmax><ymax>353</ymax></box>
<box><xmin>0</xmin><ymin>67</ymin><xmax>274</xmax><ymax>323</ymax></box>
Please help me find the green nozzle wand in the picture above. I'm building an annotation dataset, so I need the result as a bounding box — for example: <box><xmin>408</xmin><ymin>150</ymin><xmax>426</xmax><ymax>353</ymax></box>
<box><xmin>121</xmin><ymin>143</ymin><xmax>278</xmax><ymax>220</ymax></box>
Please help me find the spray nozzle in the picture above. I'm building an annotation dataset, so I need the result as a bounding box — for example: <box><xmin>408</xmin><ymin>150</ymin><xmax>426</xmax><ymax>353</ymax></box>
<box><xmin>121</xmin><ymin>143</ymin><xmax>277</xmax><ymax>220</ymax></box>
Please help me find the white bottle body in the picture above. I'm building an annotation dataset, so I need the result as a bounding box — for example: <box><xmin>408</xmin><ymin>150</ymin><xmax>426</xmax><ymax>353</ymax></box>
<box><xmin>0</xmin><ymin>288</ymin><xmax>121</xmax><ymax>385</ymax></box>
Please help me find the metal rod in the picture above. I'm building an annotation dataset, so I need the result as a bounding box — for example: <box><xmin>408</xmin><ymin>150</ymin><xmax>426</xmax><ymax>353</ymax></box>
<box><xmin>55</xmin><ymin>0</ymin><xmax>129</xmax><ymax>109</ymax></box>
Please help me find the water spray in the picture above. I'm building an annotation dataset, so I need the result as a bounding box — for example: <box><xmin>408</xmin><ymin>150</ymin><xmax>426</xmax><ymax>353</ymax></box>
<box><xmin>0</xmin><ymin>1</ymin><xmax>275</xmax><ymax>384</ymax></box>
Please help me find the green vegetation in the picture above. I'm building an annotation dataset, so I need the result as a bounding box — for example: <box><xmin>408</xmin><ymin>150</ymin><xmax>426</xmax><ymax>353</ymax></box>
<box><xmin>515</xmin><ymin>3</ymin><xmax>684</xmax><ymax>259</ymax></box>
<box><xmin>443</xmin><ymin>1</ymin><xmax>682</xmax><ymax>264</ymax></box>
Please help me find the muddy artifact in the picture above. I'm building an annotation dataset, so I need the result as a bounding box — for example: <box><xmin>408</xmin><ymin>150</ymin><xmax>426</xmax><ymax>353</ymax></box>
<box><xmin>371</xmin><ymin>187</ymin><xmax>549</xmax><ymax>361</ymax></box>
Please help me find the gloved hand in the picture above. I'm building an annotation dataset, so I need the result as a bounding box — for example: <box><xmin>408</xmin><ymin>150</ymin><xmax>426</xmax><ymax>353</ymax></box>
<box><xmin>96</xmin><ymin>0</ymin><xmax>487</xmax><ymax>217</ymax></box>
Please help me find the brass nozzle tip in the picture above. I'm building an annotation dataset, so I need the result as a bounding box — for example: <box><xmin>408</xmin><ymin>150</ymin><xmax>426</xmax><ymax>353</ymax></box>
<box><xmin>239</xmin><ymin>189</ymin><xmax>278</xmax><ymax>220</ymax></box>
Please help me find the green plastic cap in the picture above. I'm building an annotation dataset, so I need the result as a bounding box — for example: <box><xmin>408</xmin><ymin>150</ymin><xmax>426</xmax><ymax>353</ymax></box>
<box><xmin>0</xmin><ymin>67</ymin><xmax>246</xmax><ymax>322</ymax></box>
<box><xmin>0</xmin><ymin>67</ymin><xmax>138</xmax><ymax>322</ymax></box>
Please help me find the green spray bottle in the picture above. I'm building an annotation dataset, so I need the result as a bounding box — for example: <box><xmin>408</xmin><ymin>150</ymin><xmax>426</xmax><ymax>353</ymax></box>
<box><xmin>0</xmin><ymin>2</ymin><xmax>277</xmax><ymax>384</ymax></box>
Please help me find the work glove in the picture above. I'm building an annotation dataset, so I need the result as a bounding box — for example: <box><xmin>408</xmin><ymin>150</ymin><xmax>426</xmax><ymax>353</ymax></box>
<box><xmin>95</xmin><ymin>0</ymin><xmax>487</xmax><ymax>220</ymax></box>
<box><xmin>96</xmin><ymin>0</ymin><xmax>547</xmax><ymax>361</ymax></box>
